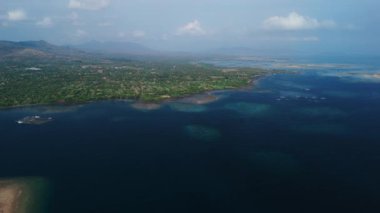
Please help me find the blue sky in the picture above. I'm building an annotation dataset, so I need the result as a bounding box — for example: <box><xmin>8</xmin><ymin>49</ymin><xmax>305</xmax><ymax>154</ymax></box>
<box><xmin>0</xmin><ymin>0</ymin><xmax>379</xmax><ymax>55</ymax></box>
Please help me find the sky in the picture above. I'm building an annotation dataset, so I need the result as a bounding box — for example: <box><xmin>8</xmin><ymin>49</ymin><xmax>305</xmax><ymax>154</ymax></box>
<box><xmin>0</xmin><ymin>0</ymin><xmax>379</xmax><ymax>55</ymax></box>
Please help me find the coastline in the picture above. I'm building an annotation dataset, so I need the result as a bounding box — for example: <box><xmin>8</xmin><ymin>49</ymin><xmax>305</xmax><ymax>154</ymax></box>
<box><xmin>0</xmin><ymin>177</ymin><xmax>50</xmax><ymax>213</ymax></box>
<box><xmin>0</xmin><ymin>73</ymin><xmax>273</xmax><ymax>111</ymax></box>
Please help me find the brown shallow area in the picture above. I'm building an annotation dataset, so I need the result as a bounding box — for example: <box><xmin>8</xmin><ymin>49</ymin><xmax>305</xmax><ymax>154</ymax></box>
<box><xmin>130</xmin><ymin>102</ymin><xmax>162</xmax><ymax>111</ymax></box>
<box><xmin>0</xmin><ymin>180</ymin><xmax>25</xmax><ymax>213</ymax></box>
<box><xmin>0</xmin><ymin>178</ymin><xmax>49</xmax><ymax>213</ymax></box>
<box><xmin>179</xmin><ymin>93</ymin><xmax>221</xmax><ymax>105</ymax></box>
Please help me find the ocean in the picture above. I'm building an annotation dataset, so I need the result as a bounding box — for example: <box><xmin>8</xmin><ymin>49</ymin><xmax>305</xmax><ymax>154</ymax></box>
<box><xmin>1</xmin><ymin>56</ymin><xmax>380</xmax><ymax>212</ymax></box>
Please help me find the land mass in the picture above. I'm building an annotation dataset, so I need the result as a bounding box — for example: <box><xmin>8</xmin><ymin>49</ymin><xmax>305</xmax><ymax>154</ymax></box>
<box><xmin>0</xmin><ymin>41</ymin><xmax>274</xmax><ymax>108</ymax></box>
<box><xmin>0</xmin><ymin>177</ymin><xmax>49</xmax><ymax>213</ymax></box>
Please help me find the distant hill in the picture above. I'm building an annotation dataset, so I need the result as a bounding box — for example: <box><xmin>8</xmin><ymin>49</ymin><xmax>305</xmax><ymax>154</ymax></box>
<box><xmin>0</xmin><ymin>40</ymin><xmax>170</xmax><ymax>62</ymax></box>
<box><xmin>0</xmin><ymin>40</ymin><xmax>88</xmax><ymax>61</ymax></box>
<box><xmin>74</xmin><ymin>41</ymin><xmax>155</xmax><ymax>55</ymax></box>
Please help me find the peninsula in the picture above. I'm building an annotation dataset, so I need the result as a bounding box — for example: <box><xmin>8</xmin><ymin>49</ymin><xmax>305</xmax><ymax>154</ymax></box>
<box><xmin>0</xmin><ymin>41</ymin><xmax>273</xmax><ymax>108</ymax></box>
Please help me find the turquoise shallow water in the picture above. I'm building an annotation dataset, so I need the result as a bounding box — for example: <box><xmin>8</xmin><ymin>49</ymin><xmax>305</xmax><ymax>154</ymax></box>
<box><xmin>1</xmin><ymin>57</ymin><xmax>380</xmax><ymax>212</ymax></box>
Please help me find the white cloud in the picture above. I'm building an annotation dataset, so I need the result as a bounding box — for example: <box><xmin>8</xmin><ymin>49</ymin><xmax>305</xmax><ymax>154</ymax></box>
<box><xmin>36</xmin><ymin>17</ymin><xmax>54</xmax><ymax>28</ymax></box>
<box><xmin>68</xmin><ymin>0</ymin><xmax>111</xmax><ymax>10</ymax></box>
<box><xmin>263</xmin><ymin>12</ymin><xmax>335</xmax><ymax>31</ymax></box>
<box><xmin>75</xmin><ymin>29</ymin><xmax>87</xmax><ymax>37</ymax></box>
<box><xmin>176</xmin><ymin>20</ymin><xmax>206</xmax><ymax>36</ymax></box>
<box><xmin>132</xmin><ymin>30</ymin><xmax>146</xmax><ymax>38</ymax></box>
<box><xmin>7</xmin><ymin>9</ymin><xmax>27</xmax><ymax>21</ymax></box>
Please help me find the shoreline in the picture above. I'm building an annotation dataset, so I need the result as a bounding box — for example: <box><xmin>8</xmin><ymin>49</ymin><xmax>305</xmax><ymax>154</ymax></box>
<box><xmin>0</xmin><ymin>177</ymin><xmax>50</xmax><ymax>213</ymax></box>
<box><xmin>0</xmin><ymin>73</ymin><xmax>272</xmax><ymax>111</ymax></box>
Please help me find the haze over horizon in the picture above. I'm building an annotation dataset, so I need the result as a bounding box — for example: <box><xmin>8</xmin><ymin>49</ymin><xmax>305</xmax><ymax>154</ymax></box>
<box><xmin>0</xmin><ymin>0</ymin><xmax>379</xmax><ymax>56</ymax></box>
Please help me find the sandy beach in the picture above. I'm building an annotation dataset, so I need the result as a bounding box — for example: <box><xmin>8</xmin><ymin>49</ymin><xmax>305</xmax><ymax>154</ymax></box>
<box><xmin>0</xmin><ymin>178</ymin><xmax>49</xmax><ymax>213</ymax></box>
<box><xmin>0</xmin><ymin>180</ymin><xmax>24</xmax><ymax>213</ymax></box>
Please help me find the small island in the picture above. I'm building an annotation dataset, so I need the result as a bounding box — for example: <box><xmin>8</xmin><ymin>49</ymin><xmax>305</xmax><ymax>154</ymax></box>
<box><xmin>16</xmin><ymin>116</ymin><xmax>53</xmax><ymax>125</ymax></box>
<box><xmin>0</xmin><ymin>59</ymin><xmax>273</xmax><ymax>108</ymax></box>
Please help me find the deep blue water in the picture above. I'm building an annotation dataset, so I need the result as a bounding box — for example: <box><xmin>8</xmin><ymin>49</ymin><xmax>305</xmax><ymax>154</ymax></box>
<box><xmin>1</xmin><ymin>58</ymin><xmax>380</xmax><ymax>212</ymax></box>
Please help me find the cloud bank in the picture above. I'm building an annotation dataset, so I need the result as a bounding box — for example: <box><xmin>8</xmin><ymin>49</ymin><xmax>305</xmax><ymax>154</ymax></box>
<box><xmin>263</xmin><ymin>12</ymin><xmax>335</xmax><ymax>30</ymax></box>
<box><xmin>176</xmin><ymin>20</ymin><xmax>206</xmax><ymax>36</ymax></box>
<box><xmin>36</xmin><ymin>17</ymin><xmax>54</xmax><ymax>28</ymax></box>
<box><xmin>68</xmin><ymin>0</ymin><xmax>111</xmax><ymax>10</ymax></box>
<box><xmin>7</xmin><ymin>9</ymin><xmax>27</xmax><ymax>21</ymax></box>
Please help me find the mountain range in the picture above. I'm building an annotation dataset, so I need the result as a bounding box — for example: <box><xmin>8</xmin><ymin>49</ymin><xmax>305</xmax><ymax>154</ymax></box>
<box><xmin>0</xmin><ymin>40</ymin><xmax>89</xmax><ymax>61</ymax></box>
<box><xmin>0</xmin><ymin>40</ymin><xmax>157</xmax><ymax>61</ymax></box>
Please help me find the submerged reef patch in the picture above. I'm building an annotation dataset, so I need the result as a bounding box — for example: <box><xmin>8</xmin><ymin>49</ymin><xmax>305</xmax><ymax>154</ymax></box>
<box><xmin>319</xmin><ymin>71</ymin><xmax>380</xmax><ymax>83</ymax></box>
<box><xmin>295</xmin><ymin>107</ymin><xmax>347</xmax><ymax>118</ymax></box>
<box><xmin>179</xmin><ymin>94</ymin><xmax>223</xmax><ymax>105</ymax></box>
<box><xmin>279</xmin><ymin>90</ymin><xmax>314</xmax><ymax>99</ymax></box>
<box><xmin>273</xmin><ymin>79</ymin><xmax>314</xmax><ymax>91</ymax></box>
<box><xmin>130</xmin><ymin>102</ymin><xmax>162</xmax><ymax>111</ymax></box>
<box><xmin>168</xmin><ymin>103</ymin><xmax>207</xmax><ymax>113</ymax></box>
<box><xmin>184</xmin><ymin>125</ymin><xmax>221</xmax><ymax>142</ymax></box>
<box><xmin>224</xmin><ymin>102</ymin><xmax>273</xmax><ymax>117</ymax></box>
<box><xmin>322</xmin><ymin>90</ymin><xmax>358</xmax><ymax>99</ymax></box>
<box><xmin>24</xmin><ymin>105</ymin><xmax>83</xmax><ymax>114</ymax></box>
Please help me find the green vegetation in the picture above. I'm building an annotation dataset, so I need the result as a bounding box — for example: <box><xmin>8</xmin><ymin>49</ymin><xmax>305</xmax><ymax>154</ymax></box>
<box><xmin>0</xmin><ymin>60</ymin><xmax>271</xmax><ymax>108</ymax></box>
